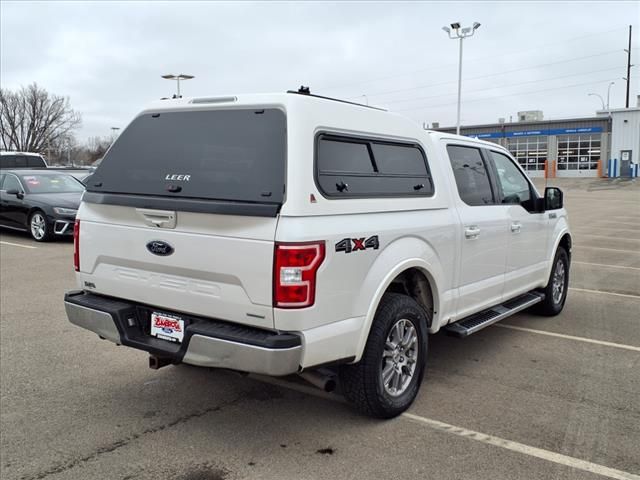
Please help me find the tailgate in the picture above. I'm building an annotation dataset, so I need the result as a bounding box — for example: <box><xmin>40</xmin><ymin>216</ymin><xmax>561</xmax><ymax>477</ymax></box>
<box><xmin>77</xmin><ymin>203</ymin><xmax>277</xmax><ymax>329</ymax></box>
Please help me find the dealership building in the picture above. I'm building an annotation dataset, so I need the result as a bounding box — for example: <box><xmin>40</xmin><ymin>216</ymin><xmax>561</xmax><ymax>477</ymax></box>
<box><xmin>435</xmin><ymin>98</ymin><xmax>640</xmax><ymax>178</ymax></box>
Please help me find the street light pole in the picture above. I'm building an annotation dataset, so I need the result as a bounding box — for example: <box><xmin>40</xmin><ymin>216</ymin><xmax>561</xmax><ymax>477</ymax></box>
<box><xmin>606</xmin><ymin>81</ymin><xmax>615</xmax><ymax>114</ymax></box>
<box><xmin>456</xmin><ymin>36</ymin><xmax>464</xmax><ymax>136</ymax></box>
<box><xmin>161</xmin><ymin>74</ymin><xmax>195</xmax><ymax>98</ymax></box>
<box><xmin>588</xmin><ymin>93</ymin><xmax>605</xmax><ymax>111</ymax></box>
<box><xmin>110</xmin><ymin>127</ymin><xmax>120</xmax><ymax>143</ymax></box>
<box><xmin>443</xmin><ymin>22</ymin><xmax>481</xmax><ymax>135</ymax></box>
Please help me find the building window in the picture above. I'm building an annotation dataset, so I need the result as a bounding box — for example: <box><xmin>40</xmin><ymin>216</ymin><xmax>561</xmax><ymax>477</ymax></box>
<box><xmin>506</xmin><ymin>136</ymin><xmax>547</xmax><ymax>172</ymax></box>
<box><xmin>557</xmin><ymin>134</ymin><xmax>600</xmax><ymax>171</ymax></box>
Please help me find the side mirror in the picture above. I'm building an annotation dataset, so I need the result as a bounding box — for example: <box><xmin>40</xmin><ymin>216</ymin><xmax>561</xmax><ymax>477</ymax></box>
<box><xmin>544</xmin><ymin>187</ymin><xmax>563</xmax><ymax>211</ymax></box>
<box><xmin>6</xmin><ymin>189</ymin><xmax>24</xmax><ymax>199</ymax></box>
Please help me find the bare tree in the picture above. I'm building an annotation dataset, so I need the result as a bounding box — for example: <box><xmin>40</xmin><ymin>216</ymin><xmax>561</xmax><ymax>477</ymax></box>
<box><xmin>85</xmin><ymin>135</ymin><xmax>111</xmax><ymax>163</ymax></box>
<box><xmin>0</xmin><ymin>83</ymin><xmax>82</xmax><ymax>153</ymax></box>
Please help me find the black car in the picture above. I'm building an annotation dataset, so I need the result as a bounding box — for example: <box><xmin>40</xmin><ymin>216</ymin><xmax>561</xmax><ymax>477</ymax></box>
<box><xmin>0</xmin><ymin>169</ymin><xmax>85</xmax><ymax>241</ymax></box>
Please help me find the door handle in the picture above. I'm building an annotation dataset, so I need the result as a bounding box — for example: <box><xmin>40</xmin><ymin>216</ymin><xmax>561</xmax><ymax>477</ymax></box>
<box><xmin>510</xmin><ymin>222</ymin><xmax>522</xmax><ymax>233</ymax></box>
<box><xmin>136</xmin><ymin>208</ymin><xmax>177</xmax><ymax>229</ymax></box>
<box><xmin>464</xmin><ymin>226</ymin><xmax>480</xmax><ymax>239</ymax></box>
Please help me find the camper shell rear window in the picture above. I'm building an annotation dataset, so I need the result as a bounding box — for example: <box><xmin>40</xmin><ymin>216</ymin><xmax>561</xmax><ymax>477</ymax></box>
<box><xmin>88</xmin><ymin>108</ymin><xmax>286</xmax><ymax>205</ymax></box>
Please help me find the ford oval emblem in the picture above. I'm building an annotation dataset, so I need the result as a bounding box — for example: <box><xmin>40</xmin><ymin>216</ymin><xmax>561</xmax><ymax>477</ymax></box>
<box><xmin>146</xmin><ymin>240</ymin><xmax>174</xmax><ymax>256</ymax></box>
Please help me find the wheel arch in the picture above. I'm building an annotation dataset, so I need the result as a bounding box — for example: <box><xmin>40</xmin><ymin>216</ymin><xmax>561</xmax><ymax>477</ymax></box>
<box><xmin>544</xmin><ymin>228</ymin><xmax>572</xmax><ymax>282</ymax></box>
<box><xmin>353</xmin><ymin>237</ymin><xmax>445</xmax><ymax>362</ymax></box>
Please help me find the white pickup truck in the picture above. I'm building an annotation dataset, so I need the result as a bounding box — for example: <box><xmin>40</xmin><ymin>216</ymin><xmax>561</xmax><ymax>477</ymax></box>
<box><xmin>65</xmin><ymin>90</ymin><xmax>571</xmax><ymax>418</ymax></box>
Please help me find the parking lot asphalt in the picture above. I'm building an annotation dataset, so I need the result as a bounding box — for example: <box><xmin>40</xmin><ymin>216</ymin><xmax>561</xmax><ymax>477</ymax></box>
<box><xmin>1</xmin><ymin>178</ymin><xmax>639</xmax><ymax>480</ymax></box>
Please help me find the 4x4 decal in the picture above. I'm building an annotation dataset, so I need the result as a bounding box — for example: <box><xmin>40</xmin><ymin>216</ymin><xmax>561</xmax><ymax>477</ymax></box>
<box><xmin>335</xmin><ymin>235</ymin><xmax>379</xmax><ymax>254</ymax></box>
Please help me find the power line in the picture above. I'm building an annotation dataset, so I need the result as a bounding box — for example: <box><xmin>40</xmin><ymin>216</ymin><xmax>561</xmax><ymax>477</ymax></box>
<box><xmin>380</xmin><ymin>65</ymin><xmax>623</xmax><ymax>106</ymax></box>
<box><xmin>395</xmin><ymin>78</ymin><xmax>619</xmax><ymax>113</ymax></box>
<box><xmin>349</xmin><ymin>50</ymin><xmax>621</xmax><ymax>101</ymax></box>
<box><xmin>318</xmin><ymin>25</ymin><xmax>633</xmax><ymax>93</ymax></box>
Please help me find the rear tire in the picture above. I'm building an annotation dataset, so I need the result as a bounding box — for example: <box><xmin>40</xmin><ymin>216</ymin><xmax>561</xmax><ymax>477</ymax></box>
<box><xmin>29</xmin><ymin>211</ymin><xmax>53</xmax><ymax>242</ymax></box>
<box><xmin>339</xmin><ymin>293</ymin><xmax>428</xmax><ymax>418</ymax></box>
<box><xmin>535</xmin><ymin>247</ymin><xmax>569</xmax><ymax>316</ymax></box>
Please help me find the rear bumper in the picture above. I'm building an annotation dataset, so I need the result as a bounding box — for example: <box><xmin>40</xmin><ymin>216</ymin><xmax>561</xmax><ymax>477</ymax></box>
<box><xmin>64</xmin><ymin>291</ymin><xmax>302</xmax><ymax>376</ymax></box>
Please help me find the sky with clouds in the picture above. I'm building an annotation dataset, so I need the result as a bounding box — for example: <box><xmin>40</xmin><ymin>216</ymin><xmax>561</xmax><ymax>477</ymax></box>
<box><xmin>1</xmin><ymin>1</ymin><xmax>638</xmax><ymax>142</ymax></box>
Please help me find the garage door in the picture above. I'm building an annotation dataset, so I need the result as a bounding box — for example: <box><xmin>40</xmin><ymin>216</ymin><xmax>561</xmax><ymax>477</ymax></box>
<box><xmin>556</xmin><ymin>134</ymin><xmax>600</xmax><ymax>177</ymax></box>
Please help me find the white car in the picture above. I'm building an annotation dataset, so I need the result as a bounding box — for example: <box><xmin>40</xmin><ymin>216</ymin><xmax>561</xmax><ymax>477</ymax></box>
<box><xmin>64</xmin><ymin>90</ymin><xmax>571</xmax><ymax>418</ymax></box>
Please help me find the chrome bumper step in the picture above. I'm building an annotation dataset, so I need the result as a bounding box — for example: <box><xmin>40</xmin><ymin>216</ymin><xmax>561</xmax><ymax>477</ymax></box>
<box><xmin>444</xmin><ymin>292</ymin><xmax>544</xmax><ymax>337</ymax></box>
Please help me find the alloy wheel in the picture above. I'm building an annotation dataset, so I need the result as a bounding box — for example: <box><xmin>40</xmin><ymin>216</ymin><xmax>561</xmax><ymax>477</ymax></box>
<box><xmin>381</xmin><ymin>318</ymin><xmax>418</xmax><ymax>396</ymax></box>
<box><xmin>30</xmin><ymin>213</ymin><xmax>46</xmax><ymax>240</ymax></box>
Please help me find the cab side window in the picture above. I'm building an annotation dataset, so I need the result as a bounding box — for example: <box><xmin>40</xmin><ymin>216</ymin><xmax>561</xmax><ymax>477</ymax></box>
<box><xmin>446</xmin><ymin>145</ymin><xmax>494</xmax><ymax>206</ymax></box>
<box><xmin>316</xmin><ymin>134</ymin><xmax>433</xmax><ymax>198</ymax></box>
<box><xmin>489</xmin><ymin>151</ymin><xmax>532</xmax><ymax>206</ymax></box>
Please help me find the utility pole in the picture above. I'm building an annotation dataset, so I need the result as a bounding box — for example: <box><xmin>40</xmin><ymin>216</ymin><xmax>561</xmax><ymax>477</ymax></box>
<box><xmin>624</xmin><ymin>25</ymin><xmax>632</xmax><ymax>108</ymax></box>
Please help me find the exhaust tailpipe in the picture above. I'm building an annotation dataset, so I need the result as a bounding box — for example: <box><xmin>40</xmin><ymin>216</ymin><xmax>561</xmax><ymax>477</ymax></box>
<box><xmin>149</xmin><ymin>355</ymin><xmax>172</xmax><ymax>370</ymax></box>
<box><xmin>299</xmin><ymin>370</ymin><xmax>337</xmax><ymax>392</ymax></box>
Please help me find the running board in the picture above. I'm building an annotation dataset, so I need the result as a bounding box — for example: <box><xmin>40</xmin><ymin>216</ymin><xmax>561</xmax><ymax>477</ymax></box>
<box><xmin>444</xmin><ymin>292</ymin><xmax>544</xmax><ymax>338</ymax></box>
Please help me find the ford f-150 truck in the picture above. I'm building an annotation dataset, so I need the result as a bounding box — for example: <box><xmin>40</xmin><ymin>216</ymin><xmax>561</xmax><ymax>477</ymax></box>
<box><xmin>64</xmin><ymin>89</ymin><xmax>571</xmax><ymax>418</ymax></box>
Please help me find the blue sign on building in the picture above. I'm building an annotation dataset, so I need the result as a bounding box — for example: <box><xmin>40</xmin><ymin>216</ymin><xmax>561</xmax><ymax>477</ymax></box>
<box><xmin>466</xmin><ymin>126</ymin><xmax>603</xmax><ymax>139</ymax></box>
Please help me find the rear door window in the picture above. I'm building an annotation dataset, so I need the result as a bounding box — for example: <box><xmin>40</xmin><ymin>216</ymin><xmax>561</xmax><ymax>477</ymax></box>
<box><xmin>446</xmin><ymin>145</ymin><xmax>495</xmax><ymax>206</ymax></box>
<box><xmin>88</xmin><ymin>109</ymin><xmax>286</xmax><ymax>204</ymax></box>
<box><xmin>1</xmin><ymin>155</ymin><xmax>29</xmax><ymax>168</ymax></box>
<box><xmin>0</xmin><ymin>157</ymin><xmax>15</xmax><ymax>168</ymax></box>
<box><xmin>316</xmin><ymin>134</ymin><xmax>433</xmax><ymax>197</ymax></box>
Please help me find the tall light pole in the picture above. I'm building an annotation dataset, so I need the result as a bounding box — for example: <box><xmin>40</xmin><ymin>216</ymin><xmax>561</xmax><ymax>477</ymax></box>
<box><xmin>442</xmin><ymin>22</ymin><xmax>481</xmax><ymax>135</ymax></box>
<box><xmin>161</xmin><ymin>74</ymin><xmax>195</xmax><ymax>97</ymax></box>
<box><xmin>606</xmin><ymin>81</ymin><xmax>615</xmax><ymax>111</ymax></box>
<box><xmin>110</xmin><ymin>127</ymin><xmax>120</xmax><ymax>143</ymax></box>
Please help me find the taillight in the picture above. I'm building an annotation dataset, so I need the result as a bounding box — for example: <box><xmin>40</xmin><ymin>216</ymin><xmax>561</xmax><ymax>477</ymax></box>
<box><xmin>73</xmin><ymin>219</ymin><xmax>80</xmax><ymax>272</ymax></box>
<box><xmin>274</xmin><ymin>241</ymin><xmax>325</xmax><ymax>308</ymax></box>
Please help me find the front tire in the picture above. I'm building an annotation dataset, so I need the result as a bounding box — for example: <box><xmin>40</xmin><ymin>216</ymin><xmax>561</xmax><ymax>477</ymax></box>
<box><xmin>29</xmin><ymin>211</ymin><xmax>53</xmax><ymax>242</ymax></box>
<box><xmin>535</xmin><ymin>247</ymin><xmax>569</xmax><ymax>316</ymax></box>
<box><xmin>339</xmin><ymin>293</ymin><xmax>428</xmax><ymax>418</ymax></box>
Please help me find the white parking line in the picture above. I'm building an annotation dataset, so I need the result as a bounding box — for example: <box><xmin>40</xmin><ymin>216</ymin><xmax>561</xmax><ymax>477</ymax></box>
<box><xmin>573</xmin><ymin>261</ymin><xmax>640</xmax><ymax>271</ymax></box>
<box><xmin>402</xmin><ymin>413</ymin><xmax>640</xmax><ymax>480</ymax></box>
<box><xmin>591</xmin><ymin>221</ymin><xmax>640</xmax><ymax>228</ymax></box>
<box><xmin>575</xmin><ymin>233</ymin><xmax>640</xmax><ymax>242</ymax></box>
<box><xmin>0</xmin><ymin>241</ymin><xmax>37</xmax><ymax>249</ymax></box>
<box><xmin>252</xmin><ymin>375</ymin><xmax>640</xmax><ymax>480</ymax></box>
<box><xmin>611</xmin><ymin>216</ymin><xmax>640</xmax><ymax>221</ymax></box>
<box><xmin>572</xmin><ymin>227</ymin><xmax>640</xmax><ymax>234</ymax></box>
<box><xmin>574</xmin><ymin>245</ymin><xmax>640</xmax><ymax>254</ymax></box>
<box><xmin>569</xmin><ymin>287</ymin><xmax>640</xmax><ymax>300</ymax></box>
<box><xmin>494</xmin><ymin>324</ymin><xmax>640</xmax><ymax>352</ymax></box>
